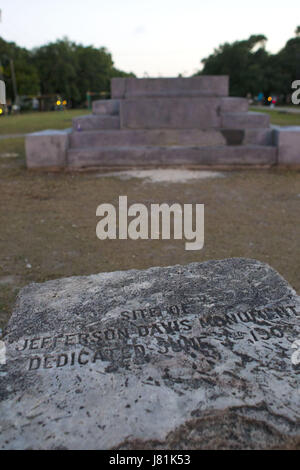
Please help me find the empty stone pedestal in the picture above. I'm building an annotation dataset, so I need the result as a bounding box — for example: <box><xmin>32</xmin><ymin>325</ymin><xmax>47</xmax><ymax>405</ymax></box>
<box><xmin>25</xmin><ymin>77</ymin><xmax>281</xmax><ymax>170</ymax></box>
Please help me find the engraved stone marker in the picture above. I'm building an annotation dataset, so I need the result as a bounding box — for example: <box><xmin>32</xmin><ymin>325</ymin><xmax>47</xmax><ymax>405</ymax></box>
<box><xmin>0</xmin><ymin>258</ymin><xmax>299</xmax><ymax>449</ymax></box>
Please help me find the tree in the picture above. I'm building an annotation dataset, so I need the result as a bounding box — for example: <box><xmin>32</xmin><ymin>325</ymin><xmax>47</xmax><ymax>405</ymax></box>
<box><xmin>0</xmin><ymin>37</ymin><xmax>40</xmax><ymax>101</ymax></box>
<box><xmin>196</xmin><ymin>31</ymin><xmax>300</xmax><ymax>99</ymax></box>
<box><xmin>32</xmin><ymin>38</ymin><xmax>80</xmax><ymax>104</ymax></box>
<box><xmin>276</xmin><ymin>36</ymin><xmax>300</xmax><ymax>93</ymax></box>
<box><xmin>0</xmin><ymin>36</ymin><xmax>135</xmax><ymax>107</ymax></box>
<box><xmin>74</xmin><ymin>45</ymin><xmax>113</xmax><ymax>104</ymax></box>
<box><xmin>32</xmin><ymin>38</ymin><xmax>135</xmax><ymax>106</ymax></box>
<box><xmin>197</xmin><ymin>35</ymin><xmax>269</xmax><ymax>96</ymax></box>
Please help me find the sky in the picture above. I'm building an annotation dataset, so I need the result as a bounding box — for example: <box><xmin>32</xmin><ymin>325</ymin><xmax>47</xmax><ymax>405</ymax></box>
<box><xmin>0</xmin><ymin>0</ymin><xmax>299</xmax><ymax>77</ymax></box>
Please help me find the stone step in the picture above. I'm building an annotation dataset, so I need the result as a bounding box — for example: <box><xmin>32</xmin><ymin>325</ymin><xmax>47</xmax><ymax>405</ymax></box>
<box><xmin>92</xmin><ymin>99</ymin><xmax>120</xmax><ymax>115</ymax></box>
<box><xmin>72</xmin><ymin>114</ymin><xmax>120</xmax><ymax>131</ymax></box>
<box><xmin>70</xmin><ymin>129</ymin><xmax>226</xmax><ymax>148</ymax></box>
<box><xmin>220</xmin><ymin>97</ymin><xmax>248</xmax><ymax>113</ymax></box>
<box><xmin>91</xmin><ymin>97</ymin><xmax>247</xmax><ymax>117</ymax></box>
<box><xmin>220</xmin><ymin>128</ymin><xmax>274</xmax><ymax>146</ymax></box>
<box><xmin>120</xmin><ymin>97</ymin><xmax>222</xmax><ymax>129</ymax></box>
<box><xmin>112</xmin><ymin>76</ymin><xmax>229</xmax><ymax>99</ymax></box>
<box><xmin>222</xmin><ymin>111</ymin><xmax>270</xmax><ymax>129</ymax></box>
<box><xmin>67</xmin><ymin>145</ymin><xmax>277</xmax><ymax>168</ymax></box>
<box><xmin>243</xmin><ymin>128</ymin><xmax>274</xmax><ymax>145</ymax></box>
<box><xmin>69</xmin><ymin>128</ymin><xmax>274</xmax><ymax>148</ymax></box>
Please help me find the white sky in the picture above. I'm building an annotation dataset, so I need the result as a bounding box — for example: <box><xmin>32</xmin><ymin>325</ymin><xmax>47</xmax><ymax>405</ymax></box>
<box><xmin>0</xmin><ymin>0</ymin><xmax>299</xmax><ymax>77</ymax></box>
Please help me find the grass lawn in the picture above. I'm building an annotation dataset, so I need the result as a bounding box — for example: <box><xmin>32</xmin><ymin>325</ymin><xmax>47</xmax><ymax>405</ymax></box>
<box><xmin>0</xmin><ymin>137</ymin><xmax>25</xmax><ymax>156</ymax></box>
<box><xmin>0</xmin><ymin>146</ymin><xmax>299</xmax><ymax>329</ymax></box>
<box><xmin>249</xmin><ymin>107</ymin><xmax>300</xmax><ymax>126</ymax></box>
<box><xmin>0</xmin><ymin>108</ymin><xmax>299</xmax><ymax>330</ymax></box>
<box><xmin>0</xmin><ymin>109</ymin><xmax>90</xmax><ymax>135</ymax></box>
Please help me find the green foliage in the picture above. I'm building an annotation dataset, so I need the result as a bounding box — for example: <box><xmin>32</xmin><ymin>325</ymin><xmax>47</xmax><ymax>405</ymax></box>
<box><xmin>196</xmin><ymin>30</ymin><xmax>300</xmax><ymax>98</ymax></box>
<box><xmin>33</xmin><ymin>39</ymin><xmax>81</xmax><ymax>104</ymax></box>
<box><xmin>0</xmin><ymin>37</ymin><xmax>135</xmax><ymax>106</ymax></box>
<box><xmin>0</xmin><ymin>38</ymin><xmax>40</xmax><ymax>99</ymax></box>
<box><xmin>74</xmin><ymin>45</ymin><xmax>113</xmax><ymax>103</ymax></box>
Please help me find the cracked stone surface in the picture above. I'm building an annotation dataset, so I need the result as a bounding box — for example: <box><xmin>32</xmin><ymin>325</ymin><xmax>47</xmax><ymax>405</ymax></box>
<box><xmin>0</xmin><ymin>258</ymin><xmax>299</xmax><ymax>449</ymax></box>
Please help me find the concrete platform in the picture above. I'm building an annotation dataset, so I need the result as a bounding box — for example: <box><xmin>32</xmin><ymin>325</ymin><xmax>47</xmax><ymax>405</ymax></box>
<box><xmin>26</xmin><ymin>77</ymin><xmax>294</xmax><ymax>170</ymax></box>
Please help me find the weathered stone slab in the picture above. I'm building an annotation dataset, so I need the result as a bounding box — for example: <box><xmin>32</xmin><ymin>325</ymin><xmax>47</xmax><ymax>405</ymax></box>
<box><xmin>120</xmin><ymin>98</ymin><xmax>222</xmax><ymax>129</ymax></box>
<box><xmin>273</xmin><ymin>126</ymin><xmax>300</xmax><ymax>166</ymax></box>
<box><xmin>0</xmin><ymin>259</ymin><xmax>299</xmax><ymax>449</ymax></box>
<box><xmin>111</xmin><ymin>76</ymin><xmax>229</xmax><ymax>99</ymax></box>
<box><xmin>25</xmin><ymin>129</ymin><xmax>71</xmax><ymax>169</ymax></box>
